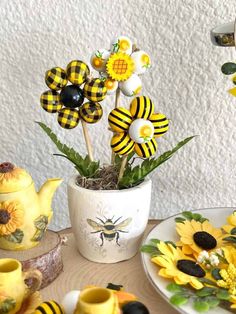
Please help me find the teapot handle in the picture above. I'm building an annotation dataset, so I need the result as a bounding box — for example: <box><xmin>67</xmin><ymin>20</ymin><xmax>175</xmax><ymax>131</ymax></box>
<box><xmin>24</xmin><ymin>269</ymin><xmax>42</xmax><ymax>298</ymax></box>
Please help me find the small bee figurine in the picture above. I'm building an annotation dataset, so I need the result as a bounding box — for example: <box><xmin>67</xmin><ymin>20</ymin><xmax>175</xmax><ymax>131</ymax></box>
<box><xmin>87</xmin><ymin>216</ymin><xmax>132</xmax><ymax>246</ymax></box>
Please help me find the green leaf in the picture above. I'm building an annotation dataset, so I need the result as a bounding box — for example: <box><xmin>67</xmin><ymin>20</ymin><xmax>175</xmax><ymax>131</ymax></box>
<box><xmin>205</xmin><ymin>296</ymin><xmax>220</xmax><ymax>308</ymax></box>
<box><xmin>118</xmin><ymin>136</ymin><xmax>196</xmax><ymax>189</ymax></box>
<box><xmin>34</xmin><ymin>215</ymin><xmax>48</xmax><ymax>230</ymax></box>
<box><xmin>165</xmin><ymin>241</ymin><xmax>176</xmax><ymax>248</ymax></box>
<box><xmin>0</xmin><ymin>298</ymin><xmax>16</xmax><ymax>314</ymax></box>
<box><xmin>216</xmin><ymin>289</ymin><xmax>230</xmax><ymax>300</ymax></box>
<box><xmin>175</xmin><ymin>217</ymin><xmax>186</xmax><ymax>223</ymax></box>
<box><xmin>182</xmin><ymin>211</ymin><xmax>194</xmax><ymax>220</ymax></box>
<box><xmin>36</xmin><ymin>122</ymin><xmax>100</xmax><ymax>178</ymax></box>
<box><xmin>223</xmin><ymin>236</ymin><xmax>236</xmax><ymax>243</ymax></box>
<box><xmin>211</xmin><ymin>268</ymin><xmax>222</xmax><ymax>280</ymax></box>
<box><xmin>140</xmin><ymin>244</ymin><xmax>161</xmax><ymax>256</ymax></box>
<box><xmin>3</xmin><ymin>229</ymin><xmax>24</xmax><ymax>243</ymax></box>
<box><xmin>196</xmin><ymin>287</ymin><xmax>216</xmax><ymax>297</ymax></box>
<box><xmin>193</xmin><ymin>299</ymin><xmax>210</xmax><ymax>312</ymax></box>
<box><xmin>31</xmin><ymin>229</ymin><xmax>45</xmax><ymax>242</ymax></box>
<box><xmin>170</xmin><ymin>293</ymin><xmax>188</xmax><ymax>307</ymax></box>
<box><xmin>166</xmin><ymin>283</ymin><xmax>184</xmax><ymax>293</ymax></box>
<box><xmin>230</xmin><ymin>227</ymin><xmax>236</xmax><ymax>235</ymax></box>
<box><xmin>150</xmin><ymin>239</ymin><xmax>160</xmax><ymax>245</ymax></box>
<box><xmin>198</xmin><ymin>278</ymin><xmax>217</xmax><ymax>286</ymax></box>
<box><xmin>221</xmin><ymin>62</ymin><xmax>236</xmax><ymax>75</ymax></box>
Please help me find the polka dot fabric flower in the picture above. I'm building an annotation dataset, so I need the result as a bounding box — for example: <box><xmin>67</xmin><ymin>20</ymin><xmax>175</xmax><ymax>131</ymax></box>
<box><xmin>108</xmin><ymin>96</ymin><xmax>169</xmax><ymax>158</ymax></box>
<box><xmin>40</xmin><ymin>60</ymin><xmax>107</xmax><ymax>129</ymax></box>
<box><xmin>90</xmin><ymin>36</ymin><xmax>151</xmax><ymax>97</ymax></box>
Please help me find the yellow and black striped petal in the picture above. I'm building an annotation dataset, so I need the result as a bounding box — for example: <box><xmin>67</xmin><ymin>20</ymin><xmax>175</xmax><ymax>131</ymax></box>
<box><xmin>34</xmin><ymin>300</ymin><xmax>65</xmax><ymax>314</ymax></box>
<box><xmin>130</xmin><ymin>96</ymin><xmax>154</xmax><ymax>119</ymax></box>
<box><xmin>79</xmin><ymin>102</ymin><xmax>103</xmax><ymax>124</ymax></box>
<box><xmin>111</xmin><ymin>133</ymin><xmax>135</xmax><ymax>156</ymax></box>
<box><xmin>57</xmin><ymin>108</ymin><xmax>80</xmax><ymax>129</ymax></box>
<box><xmin>40</xmin><ymin>90</ymin><xmax>63</xmax><ymax>113</ymax></box>
<box><xmin>149</xmin><ymin>113</ymin><xmax>169</xmax><ymax>137</ymax></box>
<box><xmin>108</xmin><ymin>107</ymin><xmax>133</xmax><ymax>132</ymax></box>
<box><xmin>83</xmin><ymin>78</ymin><xmax>107</xmax><ymax>102</ymax></box>
<box><xmin>66</xmin><ymin>60</ymin><xmax>90</xmax><ymax>85</ymax></box>
<box><xmin>134</xmin><ymin>138</ymin><xmax>158</xmax><ymax>158</ymax></box>
<box><xmin>45</xmin><ymin>67</ymin><xmax>68</xmax><ymax>91</ymax></box>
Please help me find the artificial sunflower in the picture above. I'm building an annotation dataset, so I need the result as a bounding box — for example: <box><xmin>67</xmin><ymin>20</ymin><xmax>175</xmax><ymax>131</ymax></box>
<box><xmin>0</xmin><ymin>201</ymin><xmax>24</xmax><ymax>235</ymax></box>
<box><xmin>90</xmin><ymin>36</ymin><xmax>151</xmax><ymax>97</ymax></box>
<box><xmin>151</xmin><ymin>241</ymin><xmax>204</xmax><ymax>289</ymax></box>
<box><xmin>108</xmin><ymin>96</ymin><xmax>169</xmax><ymax>158</ymax></box>
<box><xmin>176</xmin><ymin>220</ymin><xmax>224</xmax><ymax>256</ymax></box>
<box><xmin>17</xmin><ymin>292</ymin><xmax>42</xmax><ymax>314</ymax></box>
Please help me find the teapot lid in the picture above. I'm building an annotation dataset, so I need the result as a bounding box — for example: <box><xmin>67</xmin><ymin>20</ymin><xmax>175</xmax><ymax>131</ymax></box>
<box><xmin>0</xmin><ymin>162</ymin><xmax>32</xmax><ymax>193</ymax></box>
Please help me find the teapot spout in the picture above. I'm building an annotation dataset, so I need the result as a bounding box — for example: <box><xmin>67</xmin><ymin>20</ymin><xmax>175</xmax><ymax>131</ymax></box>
<box><xmin>38</xmin><ymin>178</ymin><xmax>63</xmax><ymax>212</ymax></box>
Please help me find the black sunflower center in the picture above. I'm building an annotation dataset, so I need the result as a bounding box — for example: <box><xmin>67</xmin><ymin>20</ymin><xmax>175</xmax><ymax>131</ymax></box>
<box><xmin>177</xmin><ymin>259</ymin><xmax>206</xmax><ymax>278</ymax></box>
<box><xmin>0</xmin><ymin>162</ymin><xmax>15</xmax><ymax>173</ymax></box>
<box><xmin>193</xmin><ymin>231</ymin><xmax>217</xmax><ymax>250</ymax></box>
<box><xmin>0</xmin><ymin>210</ymin><xmax>11</xmax><ymax>224</ymax></box>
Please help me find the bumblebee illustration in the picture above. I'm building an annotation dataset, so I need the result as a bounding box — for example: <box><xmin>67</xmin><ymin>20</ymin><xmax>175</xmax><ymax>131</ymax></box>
<box><xmin>87</xmin><ymin>216</ymin><xmax>132</xmax><ymax>246</ymax></box>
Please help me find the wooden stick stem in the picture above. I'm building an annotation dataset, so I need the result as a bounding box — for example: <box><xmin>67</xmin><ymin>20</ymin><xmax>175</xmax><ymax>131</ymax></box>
<box><xmin>81</xmin><ymin>120</ymin><xmax>94</xmax><ymax>162</ymax></box>
<box><xmin>111</xmin><ymin>88</ymin><xmax>121</xmax><ymax>164</ymax></box>
<box><xmin>115</xmin><ymin>87</ymin><xmax>121</xmax><ymax>108</ymax></box>
<box><xmin>118</xmin><ymin>155</ymin><xmax>128</xmax><ymax>183</ymax></box>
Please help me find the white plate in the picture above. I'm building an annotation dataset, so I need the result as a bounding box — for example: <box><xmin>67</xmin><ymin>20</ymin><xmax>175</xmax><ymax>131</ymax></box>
<box><xmin>141</xmin><ymin>207</ymin><xmax>235</xmax><ymax>314</ymax></box>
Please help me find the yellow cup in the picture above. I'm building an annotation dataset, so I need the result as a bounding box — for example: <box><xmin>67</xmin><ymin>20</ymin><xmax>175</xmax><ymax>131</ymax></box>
<box><xmin>75</xmin><ymin>287</ymin><xmax>119</xmax><ymax>314</ymax></box>
<box><xmin>0</xmin><ymin>258</ymin><xmax>42</xmax><ymax>314</ymax></box>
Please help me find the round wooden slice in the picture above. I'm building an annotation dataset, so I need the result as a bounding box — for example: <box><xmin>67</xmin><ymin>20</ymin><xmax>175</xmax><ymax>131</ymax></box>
<box><xmin>0</xmin><ymin>230</ymin><xmax>63</xmax><ymax>289</ymax></box>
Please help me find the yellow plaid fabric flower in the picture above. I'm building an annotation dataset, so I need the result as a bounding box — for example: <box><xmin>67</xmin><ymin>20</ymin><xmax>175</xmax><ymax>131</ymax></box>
<box><xmin>108</xmin><ymin>96</ymin><xmax>169</xmax><ymax>158</ymax></box>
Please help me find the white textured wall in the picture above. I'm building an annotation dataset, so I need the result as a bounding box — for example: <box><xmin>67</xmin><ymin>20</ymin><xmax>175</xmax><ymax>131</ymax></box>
<box><xmin>0</xmin><ymin>0</ymin><xmax>235</xmax><ymax>230</ymax></box>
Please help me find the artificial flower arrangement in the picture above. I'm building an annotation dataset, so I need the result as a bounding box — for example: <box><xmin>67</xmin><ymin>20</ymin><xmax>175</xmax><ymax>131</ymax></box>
<box><xmin>37</xmin><ymin>35</ymin><xmax>195</xmax><ymax>189</ymax></box>
<box><xmin>141</xmin><ymin>209</ymin><xmax>236</xmax><ymax>312</ymax></box>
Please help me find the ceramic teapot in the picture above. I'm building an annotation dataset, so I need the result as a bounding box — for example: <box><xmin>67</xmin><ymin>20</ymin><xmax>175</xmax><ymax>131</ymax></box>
<box><xmin>0</xmin><ymin>162</ymin><xmax>62</xmax><ymax>250</ymax></box>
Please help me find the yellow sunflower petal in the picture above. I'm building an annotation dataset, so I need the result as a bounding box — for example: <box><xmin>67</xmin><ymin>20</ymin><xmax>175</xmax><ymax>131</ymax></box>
<box><xmin>223</xmin><ymin>225</ymin><xmax>234</xmax><ymax>233</ymax></box>
<box><xmin>158</xmin><ymin>268</ymin><xmax>173</xmax><ymax>278</ymax></box>
<box><xmin>190</xmin><ymin>278</ymin><xmax>204</xmax><ymax>290</ymax></box>
<box><xmin>152</xmin><ymin>255</ymin><xmax>172</xmax><ymax>268</ymax></box>
<box><xmin>157</xmin><ymin>242</ymin><xmax>173</xmax><ymax>258</ymax></box>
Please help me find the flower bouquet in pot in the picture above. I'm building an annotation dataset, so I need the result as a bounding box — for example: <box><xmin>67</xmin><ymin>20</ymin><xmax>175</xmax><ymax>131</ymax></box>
<box><xmin>37</xmin><ymin>35</ymin><xmax>195</xmax><ymax>263</ymax></box>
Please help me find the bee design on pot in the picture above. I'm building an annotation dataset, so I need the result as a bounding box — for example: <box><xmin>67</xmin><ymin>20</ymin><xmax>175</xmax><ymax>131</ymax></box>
<box><xmin>87</xmin><ymin>216</ymin><xmax>132</xmax><ymax>246</ymax></box>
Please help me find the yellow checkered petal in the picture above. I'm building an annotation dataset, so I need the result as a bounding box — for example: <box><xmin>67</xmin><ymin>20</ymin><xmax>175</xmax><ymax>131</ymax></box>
<box><xmin>83</xmin><ymin>78</ymin><xmax>107</xmax><ymax>102</ymax></box>
<box><xmin>57</xmin><ymin>108</ymin><xmax>79</xmax><ymax>129</ymax></box>
<box><xmin>130</xmin><ymin>96</ymin><xmax>154</xmax><ymax>119</ymax></box>
<box><xmin>149</xmin><ymin>113</ymin><xmax>169</xmax><ymax>138</ymax></box>
<box><xmin>134</xmin><ymin>137</ymin><xmax>157</xmax><ymax>158</ymax></box>
<box><xmin>108</xmin><ymin>107</ymin><xmax>132</xmax><ymax>132</ymax></box>
<box><xmin>111</xmin><ymin>133</ymin><xmax>135</xmax><ymax>155</ymax></box>
<box><xmin>45</xmin><ymin>67</ymin><xmax>67</xmax><ymax>91</ymax></box>
<box><xmin>66</xmin><ymin>60</ymin><xmax>90</xmax><ymax>85</ymax></box>
<box><xmin>79</xmin><ymin>102</ymin><xmax>103</xmax><ymax>124</ymax></box>
<box><xmin>40</xmin><ymin>90</ymin><xmax>63</xmax><ymax>113</ymax></box>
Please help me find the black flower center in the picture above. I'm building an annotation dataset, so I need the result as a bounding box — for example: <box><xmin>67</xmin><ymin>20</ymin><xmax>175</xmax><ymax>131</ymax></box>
<box><xmin>0</xmin><ymin>210</ymin><xmax>11</xmax><ymax>224</ymax></box>
<box><xmin>0</xmin><ymin>162</ymin><xmax>15</xmax><ymax>173</ymax></box>
<box><xmin>193</xmin><ymin>231</ymin><xmax>217</xmax><ymax>250</ymax></box>
<box><xmin>177</xmin><ymin>259</ymin><xmax>206</xmax><ymax>278</ymax></box>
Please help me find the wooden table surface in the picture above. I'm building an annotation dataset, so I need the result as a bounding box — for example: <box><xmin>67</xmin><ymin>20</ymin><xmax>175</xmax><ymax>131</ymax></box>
<box><xmin>41</xmin><ymin>220</ymin><xmax>177</xmax><ymax>314</ymax></box>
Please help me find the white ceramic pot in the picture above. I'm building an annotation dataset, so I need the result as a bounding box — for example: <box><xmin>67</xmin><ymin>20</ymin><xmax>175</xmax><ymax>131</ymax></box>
<box><xmin>67</xmin><ymin>176</ymin><xmax>152</xmax><ymax>263</ymax></box>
